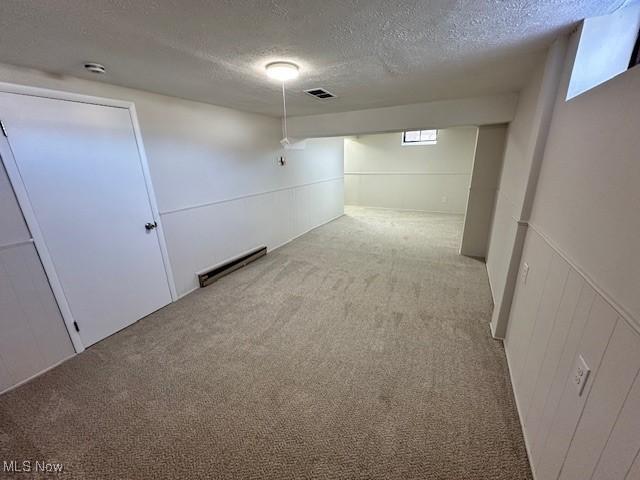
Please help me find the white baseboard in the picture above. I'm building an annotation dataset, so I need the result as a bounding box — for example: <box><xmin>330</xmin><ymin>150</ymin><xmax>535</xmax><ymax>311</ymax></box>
<box><xmin>0</xmin><ymin>353</ymin><xmax>75</xmax><ymax>396</ymax></box>
<box><xmin>345</xmin><ymin>204</ymin><xmax>464</xmax><ymax>216</ymax></box>
<box><xmin>504</xmin><ymin>345</ymin><xmax>538</xmax><ymax>479</ymax></box>
<box><xmin>490</xmin><ymin>320</ymin><xmax>504</xmax><ymax>340</ymax></box>
<box><xmin>270</xmin><ymin>212</ymin><xmax>345</xmax><ymax>252</ymax></box>
<box><xmin>177</xmin><ymin>285</ymin><xmax>200</xmax><ymax>300</ymax></box>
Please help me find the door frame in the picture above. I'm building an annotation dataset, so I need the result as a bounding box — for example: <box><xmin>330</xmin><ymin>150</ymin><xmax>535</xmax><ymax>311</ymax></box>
<box><xmin>0</xmin><ymin>82</ymin><xmax>178</xmax><ymax>353</ymax></box>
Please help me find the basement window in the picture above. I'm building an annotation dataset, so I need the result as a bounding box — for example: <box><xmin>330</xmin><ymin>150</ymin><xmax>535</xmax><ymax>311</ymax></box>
<box><xmin>566</xmin><ymin>5</ymin><xmax>640</xmax><ymax>100</ymax></box>
<box><xmin>401</xmin><ymin>129</ymin><xmax>438</xmax><ymax>146</ymax></box>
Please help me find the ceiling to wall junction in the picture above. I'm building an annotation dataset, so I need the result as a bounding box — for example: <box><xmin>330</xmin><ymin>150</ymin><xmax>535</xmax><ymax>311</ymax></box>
<box><xmin>0</xmin><ymin>0</ymin><xmax>625</xmax><ymax>116</ymax></box>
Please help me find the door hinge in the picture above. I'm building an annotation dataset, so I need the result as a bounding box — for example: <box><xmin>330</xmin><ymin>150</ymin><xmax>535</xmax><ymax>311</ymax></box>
<box><xmin>0</xmin><ymin>120</ymin><xmax>7</xmax><ymax>138</ymax></box>
<box><xmin>73</xmin><ymin>321</ymin><xmax>80</xmax><ymax>332</ymax></box>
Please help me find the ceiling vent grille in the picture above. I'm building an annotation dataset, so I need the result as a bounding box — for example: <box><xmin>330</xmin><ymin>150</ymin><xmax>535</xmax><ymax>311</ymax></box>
<box><xmin>304</xmin><ymin>88</ymin><xmax>336</xmax><ymax>100</ymax></box>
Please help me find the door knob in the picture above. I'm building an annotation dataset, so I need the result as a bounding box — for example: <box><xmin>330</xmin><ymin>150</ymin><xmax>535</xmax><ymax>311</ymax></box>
<box><xmin>145</xmin><ymin>221</ymin><xmax>158</xmax><ymax>231</ymax></box>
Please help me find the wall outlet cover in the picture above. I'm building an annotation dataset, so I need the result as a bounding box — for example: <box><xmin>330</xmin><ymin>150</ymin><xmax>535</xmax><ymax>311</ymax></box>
<box><xmin>573</xmin><ymin>354</ymin><xmax>591</xmax><ymax>396</ymax></box>
<box><xmin>522</xmin><ymin>262</ymin><xmax>530</xmax><ymax>284</ymax></box>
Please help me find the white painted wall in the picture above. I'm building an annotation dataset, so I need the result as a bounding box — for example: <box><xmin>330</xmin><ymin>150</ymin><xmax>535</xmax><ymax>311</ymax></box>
<box><xmin>505</xmin><ymin>226</ymin><xmax>640</xmax><ymax>480</ymax></box>
<box><xmin>0</xmin><ymin>160</ymin><xmax>74</xmax><ymax>393</ymax></box>
<box><xmin>501</xmin><ymin>10</ymin><xmax>640</xmax><ymax>479</ymax></box>
<box><xmin>529</xmin><ymin>43</ymin><xmax>640</xmax><ymax>333</ymax></box>
<box><xmin>0</xmin><ymin>62</ymin><xmax>344</xmax><ymax>392</ymax></box>
<box><xmin>485</xmin><ymin>65</ymin><xmax>544</xmax><ymax>335</ymax></box>
<box><xmin>0</xmin><ymin>62</ymin><xmax>345</xmax><ymax>295</ymax></box>
<box><xmin>287</xmin><ymin>94</ymin><xmax>517</xmax><ymax>138</ymax></box>
<box><xmin>460</xmin><ymin>124</ymin><xmax>507</xmax><ymax>258</ymax></box>
<box><xmin>344</xmin><ymin>128</ymin><xmax>477</xmax><ymax>214</ymax></box>
<box><xmin>504</xmin><ymin>227</ymin><xmax>640</xmax><ymax>480</ymax></box>
<box><xmin>163</xmin><ymin>137</ymin><xmax>344</xmax><ymax>295</ymax></box>
<box><xmin>486</xmin><ymin>37</ymin><xmax>567</xmax><ymax>338</ymax></box>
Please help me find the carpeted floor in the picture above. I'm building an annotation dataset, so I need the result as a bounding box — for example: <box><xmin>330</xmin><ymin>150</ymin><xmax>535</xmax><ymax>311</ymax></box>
<box><xmin>0</xmin><ymin>207</ymin><xmax>532</xmax><ymax>479</ymax></box>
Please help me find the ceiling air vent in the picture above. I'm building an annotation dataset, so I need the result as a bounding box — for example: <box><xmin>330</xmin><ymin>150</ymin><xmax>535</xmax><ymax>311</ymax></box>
<box><xmin>304</xmin><ymin>88</ymin><xmax>336</xmax><ymax>100</ymax></box>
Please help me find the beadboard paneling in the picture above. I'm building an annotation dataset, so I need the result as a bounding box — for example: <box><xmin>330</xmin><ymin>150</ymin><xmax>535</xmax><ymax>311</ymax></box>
<box><xmin>560</xmin><ymin>320</ymin><xmax>640</xmax><ymax>479</ymax></box>
<box><xmin>161</xmin><ymin>177</ymin><xmax>344</xmax><ymax>297</ymax></box>
<box><xmin>592</xmin><ymin>370</ymin><xmax>640</xmax><ymax>479</ymax></box>
<box><xmin>0</xmin><ymin>242</ymin><xmax>74</xmax><ymax>392</ymax></box>
<box><xmin>504</xmin><ymin>226</ymin><xmax>640</xmax><ymax>480</ymax></box>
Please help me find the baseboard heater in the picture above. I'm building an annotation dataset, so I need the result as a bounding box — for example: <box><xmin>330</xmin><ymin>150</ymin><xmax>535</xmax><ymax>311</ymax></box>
<box><xmin>198</xmin><ymin>246</ymin><xmax>267</xmax><ymax>288</ymax></box>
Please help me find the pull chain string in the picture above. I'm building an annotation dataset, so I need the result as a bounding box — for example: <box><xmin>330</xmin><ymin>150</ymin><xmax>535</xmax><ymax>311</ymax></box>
<box><xmin>282</xmin><ymin>81</ymin><xmax>287</xmax><ymax>141</ymax></box>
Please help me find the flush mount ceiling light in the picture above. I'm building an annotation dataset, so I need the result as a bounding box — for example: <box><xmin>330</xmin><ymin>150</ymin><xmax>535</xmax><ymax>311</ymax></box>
<box><xmin>265</xmin><ymin>61</ymin><xmax>299</xmax><ymax>81</ymax></box>
<box><xmin>84</xmin><ymin>62</ymin><xmax>106</xmax><ymax>74</ymax></box>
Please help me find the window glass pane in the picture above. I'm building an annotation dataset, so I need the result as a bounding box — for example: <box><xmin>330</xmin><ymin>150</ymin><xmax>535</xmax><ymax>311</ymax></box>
<box><xmin>403</xmin><ymin>131</ymin><xmax>421</xmax><ymax>142</ymax></box>
<box><xmin>420</xmin><ymin>129</ymin><xmax>437</xmax><ymax>142</ymax></box>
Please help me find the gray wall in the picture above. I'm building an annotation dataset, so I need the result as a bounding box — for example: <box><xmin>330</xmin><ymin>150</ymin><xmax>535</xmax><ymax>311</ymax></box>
<box><xmin>344</xmin><ymin>128</ymin><xmax>477</xmax><ymax>214</ymax></box>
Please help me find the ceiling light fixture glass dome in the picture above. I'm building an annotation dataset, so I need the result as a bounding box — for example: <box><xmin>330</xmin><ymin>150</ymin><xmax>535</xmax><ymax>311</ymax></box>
<box><xmin>265</xmin><ymin>61</ymin><xmax>300</xmax><ymax>81</ymax></box>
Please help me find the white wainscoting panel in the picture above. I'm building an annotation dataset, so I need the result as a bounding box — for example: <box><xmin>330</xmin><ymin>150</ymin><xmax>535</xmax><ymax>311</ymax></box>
<box><xmin>0</xmin><ymin>242</ymin><xmax>74</xmax><ymax>393</ymax></box>
<box><xmin>161</xmin><ymin>178</ymin><xmax>344</xmax><ymax>296</ymax></box>
<box><xmin>559</xmin><ymin>319</ymin><xmax>640</xmax><ymax>479</ymax></box>
<box><xmin>504</xmin><ymin>230</ymin><xmax>553</xmax><ymax>380</ymax></box>
<box><xmin>504</xmin><ymin>226</ymin><xmax>640</xmax><ymax>480</ymax></box>
<box><xmin>525</xmin><ymin>270</ymin><xmax>583</xmax><ymax>456</ymax></box>
<box><xmin>625</xmin><ymin>451</ymin><xmax>640</xmax><ymax>479</ymax></box>
<box><xmin>514</xmin><ymin>257</ymin><xmax>570</xmax><ymax>416</ymax></box>
<box><xmin>1</xmin><ymin>156</ymin><xmax>75</xmax><ymax>394</ymax></box>
<box><xmin>591</xmin><ymin>369</ymin><xmax>640</xmax><ymax>479</ymax></box>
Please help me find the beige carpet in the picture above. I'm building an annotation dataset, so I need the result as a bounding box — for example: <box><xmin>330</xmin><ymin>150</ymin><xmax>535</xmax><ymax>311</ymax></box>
<box><xmin>0</xmin><ymin>206</ymin><xmax>532</xmax><ymax>479</ymax></box>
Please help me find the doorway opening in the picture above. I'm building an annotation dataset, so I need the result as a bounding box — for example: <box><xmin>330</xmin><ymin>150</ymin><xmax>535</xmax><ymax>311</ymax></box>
<box><xmin>341</xmin><ymin>125</ymin><xmax>506</xmax><ymax>259</ymax></box>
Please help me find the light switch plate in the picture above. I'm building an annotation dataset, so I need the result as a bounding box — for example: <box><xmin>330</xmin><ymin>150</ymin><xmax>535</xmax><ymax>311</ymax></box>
<box><xmin>573</xmin><ymin>354</ymin><xmax>591</xmax><ymax>396</ymax></box>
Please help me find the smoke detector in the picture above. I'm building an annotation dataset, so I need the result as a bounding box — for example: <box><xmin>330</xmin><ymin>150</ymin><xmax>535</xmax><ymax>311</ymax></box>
<box><xmin>84</xmin><ymin>63</ymin><xmax>106</xmax><ymax>74</ymax></box>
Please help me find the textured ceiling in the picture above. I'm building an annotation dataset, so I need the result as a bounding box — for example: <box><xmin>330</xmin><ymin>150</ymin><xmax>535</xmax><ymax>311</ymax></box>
<box><xmin>0</xmin><ymin>0</ymin><xmax>626</xmax><ymax>116</ymax></box>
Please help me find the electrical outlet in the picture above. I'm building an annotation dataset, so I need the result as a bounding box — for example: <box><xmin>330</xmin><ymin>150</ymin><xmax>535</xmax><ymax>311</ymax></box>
<box><xmin>441</xmin><ymin>196</ymin><xmax>448</xmax><ymax>203</ymax></box>
<box><xmin>573</xmin><ymin>354</ymin><xmax>591</xmax><ymax>396</ymax></box>
<box><xmin>521</xmin><ymin>262</ymin><xmax>530</xmax><ymax>284</ymax></box>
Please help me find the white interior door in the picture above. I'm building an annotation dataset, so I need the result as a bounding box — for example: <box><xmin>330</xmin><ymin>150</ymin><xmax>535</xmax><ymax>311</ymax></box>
<box><xmin>0</xmin><ymin>92</ymin><xmax>172</xmax><ymax>347</ymax></box>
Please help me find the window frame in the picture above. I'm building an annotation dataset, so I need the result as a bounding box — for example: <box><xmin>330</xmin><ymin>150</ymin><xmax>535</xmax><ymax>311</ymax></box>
<box><xmin>401</xmin><ymin>129</ymin><xmax>438</xmax><ymax>146</ymax></box>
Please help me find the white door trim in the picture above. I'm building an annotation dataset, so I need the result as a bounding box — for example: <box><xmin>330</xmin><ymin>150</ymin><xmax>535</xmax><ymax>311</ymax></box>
<box><xmin>0</xmin><ymin>82</ymin><xmax>178</xmax><ymax>353</ymax></box>
<box><xmin>127</xmin><ymin>103</ymin><xmax>178</xmax><ymax>302</ymax></box>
